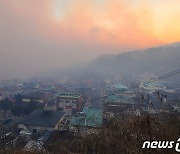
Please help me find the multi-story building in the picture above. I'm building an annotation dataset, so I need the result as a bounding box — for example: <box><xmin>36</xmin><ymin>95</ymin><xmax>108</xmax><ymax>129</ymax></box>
<box><xmin>56</xmin><ymin>93</ymin><xmax>82</xmax><ymax>116</ymax></box>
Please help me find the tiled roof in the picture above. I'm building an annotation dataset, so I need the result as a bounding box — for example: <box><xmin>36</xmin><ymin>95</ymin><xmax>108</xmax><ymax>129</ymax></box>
<box><xmin>106</xmin><ymin>95</ymin><xmax>134</xmax><ymax>104</ymax></box>
<box><xmin>18</xmin><ymin>110</ymin><xmax>65</xmax><ymax>127</ymax></box>
<box><xmin>70</xmin><ymin>107</ymin><xmax>102</xmax><ymax>127</ymax></box>
<box><xmin>113</xmin><ymin>83</ymin><xmax>128</xmax><ymax>92</ymax></box>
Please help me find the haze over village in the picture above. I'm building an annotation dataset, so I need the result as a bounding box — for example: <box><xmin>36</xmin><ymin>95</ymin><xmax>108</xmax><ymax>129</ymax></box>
<box><xmin>0</xmin><ymin>0</ymin><xmax>180</xmax><ymax>153</ymax></box>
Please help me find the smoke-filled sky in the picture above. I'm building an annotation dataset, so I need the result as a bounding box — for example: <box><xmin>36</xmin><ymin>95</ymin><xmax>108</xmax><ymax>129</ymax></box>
<box><xmin>0</xmin><ymin>0</ymin><xmax>180</xmax><ymax>80</ymax></box>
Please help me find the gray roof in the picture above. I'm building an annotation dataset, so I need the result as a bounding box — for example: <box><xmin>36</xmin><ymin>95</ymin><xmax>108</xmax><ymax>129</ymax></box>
<box><xmin>19</xmin><ymin>110</ymin><xmax>65</xmax><ymax>127</ymax></box>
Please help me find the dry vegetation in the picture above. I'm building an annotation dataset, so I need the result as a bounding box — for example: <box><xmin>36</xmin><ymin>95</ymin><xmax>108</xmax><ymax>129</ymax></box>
<box><xmin>1</xmin><ymin>113</ymin><xmax>179</xmax><ymax>154</ymax></box>
<box><xmin>43</xmin><ymin>113</ymin><xmax>180</xmax><ymax>154</ymax></box>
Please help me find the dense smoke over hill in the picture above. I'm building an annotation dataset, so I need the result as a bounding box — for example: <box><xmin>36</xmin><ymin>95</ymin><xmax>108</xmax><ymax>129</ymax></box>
<box><xmin>83</xmin><ymin>42</ymin><xmax>180</xmax><ymax>80</ymax></box>
<box><xmin>41</xmin><ymin>42</ymin><xmax>180</xmax><ymax>83</ymax></box>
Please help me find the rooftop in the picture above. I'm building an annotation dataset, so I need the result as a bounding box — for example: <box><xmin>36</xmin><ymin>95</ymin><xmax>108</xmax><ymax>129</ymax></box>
<box><xmin>70</xmin><ymin>107</ymin><xmax>102</xmax><ymax>127</ymax></box>
<box><xmin>113</xmin><ymin>83</ymin><xmax>128</xmax><ymax>92</ymax></box>
<box><xmin>40</xmin><ymin>86</ymin><xmax>55</xmax><ymax>91</ymax></box>
<box><xmin>59</xmin><ymin>92</ymin><xmax>81</xmax><ymax>99</ymax></box>
<box><xmin>18</xmin><ymin>110</ymin><xmax>65</xmax><ymax>127</ymax></box>
<box><xmin>106</xmin><ymin>95</ymin><xmax>134</xmax><ymax>104</ymax></box>
<box><xmin>54</xmin><ymin>91</ymin><xmax>63</xmax><ymax>97</ymax></box>
<box><xmin>143</xmin><ymin>81</ymin><xmax>165</xmax><ymax>88</ymax></box>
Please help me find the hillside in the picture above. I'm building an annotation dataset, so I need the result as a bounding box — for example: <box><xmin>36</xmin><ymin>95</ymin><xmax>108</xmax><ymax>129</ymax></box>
<box><xmin>84</xmin><ymin>42</ymin><xmax>180</xmax><ymax>81</ymax></box>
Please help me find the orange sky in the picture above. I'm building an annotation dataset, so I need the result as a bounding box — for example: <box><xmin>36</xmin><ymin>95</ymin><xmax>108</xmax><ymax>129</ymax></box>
<box><xmin>3</xmin><ymin>0</ymin><xmax>180</xmax><ymax>50</ymax></box>
<box><xmin>51</xmin><ymin>0</ymin><xmax>180</xmax><ymax>49</ymax></box>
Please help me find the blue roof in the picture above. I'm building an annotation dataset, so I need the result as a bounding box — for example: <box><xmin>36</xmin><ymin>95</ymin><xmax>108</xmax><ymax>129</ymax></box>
<box><xmin>106</xmin><ymin>95</ymin><xmax>133</xmax><ymax>104</ymax></box>
<box><xmin>144</xmin><ymin>81</ymin><xmax>165</xmax><ymax>87</ymax></box>
<box><xmin>41</xmin><ymin>86</ymin><xmax>55</xmax><ymax>91</ymax></box>
<box><xmin>113</xmin><ymin>83</ymin><xmax>128</xmax><ymax>92</ymax></box>
<box><xmin>70</xmin><ymin>107</ymin><xmax>102</xmax><ymax>127</ymax></box>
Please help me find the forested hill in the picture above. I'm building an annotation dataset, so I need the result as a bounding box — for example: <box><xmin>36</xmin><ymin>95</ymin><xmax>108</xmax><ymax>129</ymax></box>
<box><xmin>84</xmin><ymin>42</ymin><xmax>180</xmax><ymax>80</ymax></box>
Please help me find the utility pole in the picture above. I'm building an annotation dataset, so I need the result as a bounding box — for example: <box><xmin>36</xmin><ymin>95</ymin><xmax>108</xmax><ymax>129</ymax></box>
<box><xmin>2</xmin><ymin>126</ymin><xmax>5</xmax><ymax>152</ymax></box>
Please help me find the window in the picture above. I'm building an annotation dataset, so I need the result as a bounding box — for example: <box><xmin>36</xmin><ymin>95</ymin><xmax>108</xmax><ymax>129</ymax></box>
<box><xmin>33</xmin><ymin>129</ymin><xmax>37</xmax><ymax>133</ymax></box>
<box><xmin>65</xmin><ymin>100</ymin><xmax>70</xmax><ymax>103</ymax></box>
<box><xmin>73</xmin><ymin>100</ymin><xmax>77</xmax><ymax>104</ymax></box>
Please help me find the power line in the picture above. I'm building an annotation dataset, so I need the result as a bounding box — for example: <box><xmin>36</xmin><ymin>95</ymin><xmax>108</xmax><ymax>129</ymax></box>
<box><xmin>120</xmin><ymin>56</ymin><xmax>180</xmax><ymax>81</ymax></box>
<box><xmin>146</xmin><ymin>68</ymin><xmax>180</xmax><ymax>84</ymax></box>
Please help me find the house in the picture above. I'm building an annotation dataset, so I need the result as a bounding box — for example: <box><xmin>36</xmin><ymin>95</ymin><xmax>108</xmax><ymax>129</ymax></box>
<box><xmin>70</xmin><ymin>107</ymin><xmax>102</xmax><ymax>133</ymax></box>
<box><xmin>56</xmin><ymin>92</ymin><xmax>82</xmax><ymax>116</ymax></box>
<box><xmin>113</xmin><ymin>83</ymin><xmax>128</xmax><ymax>93</ymax></box>
<box><xmin>18</xmin><ymin>110</ymin><xmax>65</xmax><ymax>135</ymax></box>
<box><xmin>140</xmin><ymin>81</ymin><xmax>166</xmax><ymax>93</ymax></box>
<box><xmin>121</xmin><ymin>89</ymin><xmax>136</xmax><ymax>97</ymax></box>
<box><xmin>22</xmin><ymin>93</ymin><xmax>46</xmax><ymax>104</ymax></box>
<box><xmin>104</xmin><ymin>95</ymin><xmax>135</xmax><ymax>114</ymax></box>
